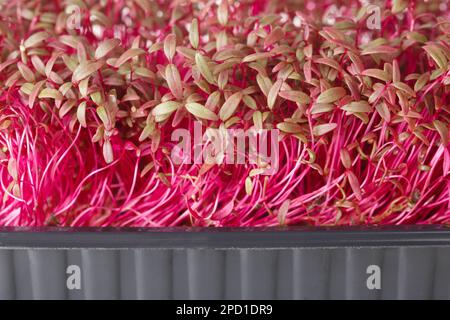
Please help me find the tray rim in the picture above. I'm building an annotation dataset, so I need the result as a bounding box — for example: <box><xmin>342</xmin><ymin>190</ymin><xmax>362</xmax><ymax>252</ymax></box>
<box><xmin>1</xmin><ymin>225</ymin><xmax>450</xmax><ymax>249</ymax></box>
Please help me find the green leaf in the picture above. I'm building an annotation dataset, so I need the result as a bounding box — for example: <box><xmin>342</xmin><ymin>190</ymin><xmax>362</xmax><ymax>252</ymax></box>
<box><xmin>316</xmin><ymin>87</ymin><xmax>346</xmax><ymax>104</ymax></box>
<box><xmin>195</xmin><ymin>52</ymin><xmax>215</xmax><ymax>84</ymax></box>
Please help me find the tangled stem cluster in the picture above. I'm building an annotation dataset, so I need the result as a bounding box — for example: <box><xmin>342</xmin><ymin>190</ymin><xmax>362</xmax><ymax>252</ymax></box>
<box><xmin>0</xmin><ymin>0</ymin><xmax>449</xmax><ymax>227</ymax></box>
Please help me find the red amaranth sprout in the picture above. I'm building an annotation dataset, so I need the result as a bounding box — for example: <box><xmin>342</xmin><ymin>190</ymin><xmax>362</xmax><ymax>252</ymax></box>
<box><xmin>0</xmin><ymin>0</ymin><xmax>449</xmax><ymax>227</ymax></box>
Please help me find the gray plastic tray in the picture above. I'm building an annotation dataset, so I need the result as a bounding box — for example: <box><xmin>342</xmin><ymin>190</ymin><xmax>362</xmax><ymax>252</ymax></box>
<box><xmin>1</xmin><ymin>226</ymin><xmax>450</xmax><ymax>300</ymax></box>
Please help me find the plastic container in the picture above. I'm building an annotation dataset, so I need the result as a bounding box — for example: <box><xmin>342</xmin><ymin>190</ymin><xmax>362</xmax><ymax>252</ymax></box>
<box><xmin>1</xmin><ymin>226</ymin><xmax>450</xmax><ymax>300</ymax></box>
